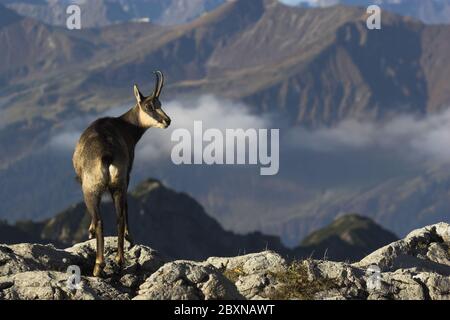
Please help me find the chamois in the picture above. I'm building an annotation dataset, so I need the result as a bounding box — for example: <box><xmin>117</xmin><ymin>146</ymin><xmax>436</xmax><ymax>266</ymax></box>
<box><xmin>73</xmin><ymin>71</ymin><xmax>171</xmax><ymax>277</ymax></box>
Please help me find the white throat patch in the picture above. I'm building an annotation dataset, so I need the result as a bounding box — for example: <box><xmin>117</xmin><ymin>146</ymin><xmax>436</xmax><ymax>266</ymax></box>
<box><xmin>138</xmin><ymin>107</ymin><xmax>161</xmax><ymax>128</ymax></box>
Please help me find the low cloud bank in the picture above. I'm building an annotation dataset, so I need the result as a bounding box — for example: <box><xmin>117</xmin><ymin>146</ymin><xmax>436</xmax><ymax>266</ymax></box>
<box><xmin>137</xmin><ymin>95</ymin><xmax>273</xmax><ymax>163</ymax></box>
<box><xmin>48</xmin><ymin>95</ymin><xmax>450</xmax><ymax>167</ymax></box>
<box><xmin>290</xmin><ymin>108</ymin><xmax>450</xmax><ymax>165</ymax></box>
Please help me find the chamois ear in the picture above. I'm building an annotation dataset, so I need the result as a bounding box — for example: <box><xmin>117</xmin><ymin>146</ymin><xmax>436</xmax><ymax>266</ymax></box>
<box><xmin>133</xmin><ymin>84</ymin><xmax>144</xmax><ymax>104</ymax></box>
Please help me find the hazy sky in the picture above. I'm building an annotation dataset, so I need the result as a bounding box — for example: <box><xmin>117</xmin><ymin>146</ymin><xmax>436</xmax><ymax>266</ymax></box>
<box><xmin>280</xmin><ymin>0</ymin><xmax>304</xmax><ymax>4</ymax></box>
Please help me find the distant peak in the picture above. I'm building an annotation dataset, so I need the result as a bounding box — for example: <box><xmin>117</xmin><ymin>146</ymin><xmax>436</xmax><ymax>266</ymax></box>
<box><xmin>131</xmin><ymin>178</ymin><xmax>163</xmax><ymax>197</ymax></box>
<box><xmin>301</xmin><ymin>213</ymin><xmax>398</xmax><ymax>248</ymax></box>
<box><xmin>0</xmin><ymin>3</ymin><xmax>22</xmax><ymax>28</ymax></box>
<box><xmin>334</xmin><ymin>213</ymin><xmax>374</xmax><ymax>224</ymax></box>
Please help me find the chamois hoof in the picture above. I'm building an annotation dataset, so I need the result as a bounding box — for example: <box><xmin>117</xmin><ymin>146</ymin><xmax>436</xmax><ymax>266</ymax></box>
<box><xmin>93</xmin><ymin>263</ymin><xmax>105</xmax><ymax>277</ymax></box>
<box><xmin>115</xmin><ymin>255</ymin><xmax>125</xmax><ymax>267</ymax></box>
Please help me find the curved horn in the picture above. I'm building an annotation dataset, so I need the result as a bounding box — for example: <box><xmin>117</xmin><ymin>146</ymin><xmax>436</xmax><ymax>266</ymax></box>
<box><xmin>152</xmin><ymin>70</ymin><xmax>164</xmax><ymax>98</ymax></box>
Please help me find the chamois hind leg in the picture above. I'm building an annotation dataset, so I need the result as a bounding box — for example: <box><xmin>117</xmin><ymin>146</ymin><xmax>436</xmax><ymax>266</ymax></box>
<box><xmin>88</xmin><ymin>219</ymin><xmax>96</xmax><ymax>240</ymax></box>
<box><xmin>124</xmin><ymin>199</ymin><xmax>134</xmax><ymax>246</ymax></box>
<box><xmin>111</xmin><ymin>188</ymin><xmax>126</xmax><ymax>266</ymax></box>
<box><xmin>83</xmin><ymin>189</ymin><xmax>105</xmax><ymax>277</ymax></box>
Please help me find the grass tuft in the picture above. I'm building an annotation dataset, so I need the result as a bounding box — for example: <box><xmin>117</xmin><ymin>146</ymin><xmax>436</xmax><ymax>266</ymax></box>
<box><xmin>267</xmin><ymin>261</ymin><xmax>337</xmax><ymax>300</ymax></box>
<box><xmin>223</xmin><ymin>266</ymin><xmax>245</xmax><ymax>283</ymax></box>
<box><xmin>221</xmin><ymin>260</ymin><xmax>338</xmax><ymax>300</ymax></box>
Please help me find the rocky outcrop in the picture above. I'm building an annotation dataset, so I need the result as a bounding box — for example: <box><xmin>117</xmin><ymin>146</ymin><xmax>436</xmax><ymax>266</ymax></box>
<box><xmin>0</xmin><ymin>223</ymin><xmax>449</xmax><ymax>300</ymax></box>
<box><xmin>311</xmin><ymin>222</ymin><xmax>450</xmax><ymax>300</ymax></box>
<box><xmin>206</xmin><ymin>251</ymin><xmax>287</xmax><ymax>300</ymax></box>
<box><xmin>134</xmin><ymin>261</ymin><xmax>242</xmax><ymax>300</ymax></box>
<box><xmin>0</xmin><ymin>237</ymin><xmax>166</xmax><ymax>300</ymax></box>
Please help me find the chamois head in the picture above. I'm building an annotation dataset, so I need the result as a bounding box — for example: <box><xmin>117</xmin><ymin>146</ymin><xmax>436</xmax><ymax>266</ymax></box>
<box><xmin>133</xmin><ymin>71</ymin><xmax>171</xmax><ymax>129</ymax></box>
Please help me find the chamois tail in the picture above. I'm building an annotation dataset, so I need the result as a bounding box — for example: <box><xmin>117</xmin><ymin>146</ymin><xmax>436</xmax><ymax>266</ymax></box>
<box><xmin>100</xmin><ymin>154</ymin><xmax>114</xmax><ymax>182</ymax></box>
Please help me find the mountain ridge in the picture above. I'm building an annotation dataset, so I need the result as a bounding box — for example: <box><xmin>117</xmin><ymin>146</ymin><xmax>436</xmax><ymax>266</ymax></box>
<box><xmin>2</xmin><ymin>1</ymin><xmax>449</xmax><ymax>130</ymax></box>
<box><xmin>1</xmin><ymin>178</ymin><xmax>398</xmax><ymax>263</ymax></box>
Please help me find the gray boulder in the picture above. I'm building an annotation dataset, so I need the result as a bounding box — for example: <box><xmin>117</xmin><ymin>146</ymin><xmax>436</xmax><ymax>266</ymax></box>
<box><xmin>66</xmin><ymin>237</ymin><xmax>167</xmax><ymax>292</ymax></box>
<box><xmin>0</xmin><ymin>237</ymin><xmax>166</xmax><ymax>299</ymax></box>
<box><xmin>0</xmin><ymin>243</ymin><xmax>81</xmax><ymax>276</ymax></box>
<box><xmin>0</xmin><ymin>271</ymin><xmax>128</xmax><ymax>300</ymax></box>
<box><xmin>207</xmin><ymin>251</ymin><xmax>287</xmax><ymax>300</ymax></box>
<box><xmin>354</xmin><ymin>222</ymin><xmax>450</xmax><ymax>274</ymax></box>
<box><xmin>134</xmin><ymin>260</ymin><xmax>243</xmax><ymax>300</ymax></box>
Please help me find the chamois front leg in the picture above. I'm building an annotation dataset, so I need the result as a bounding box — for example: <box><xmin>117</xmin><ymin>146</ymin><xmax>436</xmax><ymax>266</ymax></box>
<box><xmin>112</xmin><ymin>189</ymin><xmax>126</xmax><ymax>266</ymax></box>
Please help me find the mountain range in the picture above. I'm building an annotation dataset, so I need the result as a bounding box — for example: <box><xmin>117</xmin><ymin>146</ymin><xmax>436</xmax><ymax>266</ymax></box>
<box><xmin>303</xmin><ymin>0</ymin><xmax>450</xmax><ymax>25</ymax></box>
<box><xmin>2</xmin><ymin>0</ymin><xmax>450</xmax><ymax>26</ymax></box>
<box><xmin>0</xmin><ymin>178</ymin><xmax>398</xmax><ymax>262</ymax></box>
<box><xmin>2</xmin><ymin>0</ymin><xmax>450</xmax><ymax>123</ymax></box>
<box><xmin>0</xmin><ymin>0</ymin><xmax>226</xmax><ymax>27</ymax></box>
<box><xmin>0</xmin><ymin>0</ymin><xmax>449</xmax><ymax>247</ymax></box>
<box><xmin>2</xmin><ymin>0</ymin><xmax>450</xmax><ymax>163</ymax></box>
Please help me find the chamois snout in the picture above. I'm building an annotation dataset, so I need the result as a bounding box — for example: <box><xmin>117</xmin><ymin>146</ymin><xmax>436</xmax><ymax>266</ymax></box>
<box><xmin>157</xmin><ymin>108</ymin><xmax>171</xmax><ymax>128</ymax></box>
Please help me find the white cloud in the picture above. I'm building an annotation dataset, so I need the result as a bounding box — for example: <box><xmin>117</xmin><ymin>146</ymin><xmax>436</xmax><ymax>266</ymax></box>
<box><xmin>49</xmin><ymin>131</ymin><xmax>82</xmax><ymax>150</ymax></box>
<box><xmin>136</xmin><ymin>95</ymin><xmax>272</xmax><ymax>162</ymax></box>
<box><xmin>49</xmin><ymin>95</ymin><xmax>450</xmax><ymax>167</ymax></box>
<box><xmin>290</xmin><ymin>108</ymin><xmax>450</xmax><ymax>164</ymax></box>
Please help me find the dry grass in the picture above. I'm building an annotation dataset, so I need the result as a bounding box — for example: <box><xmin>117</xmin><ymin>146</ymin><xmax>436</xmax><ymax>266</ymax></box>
<box><xmin>223</xmin><ymin>265</ymin><xmax>245</xmax><ymax>283</ymax></box>
<box><xmin>267</xmin><ymin>261</ymin><xmax>337</xmax><ymax>300</ymax></box>
<box><xmin>221</xmin><ymin>260</ymin><xmax>337</xmax><ymax>300</ymax></box>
